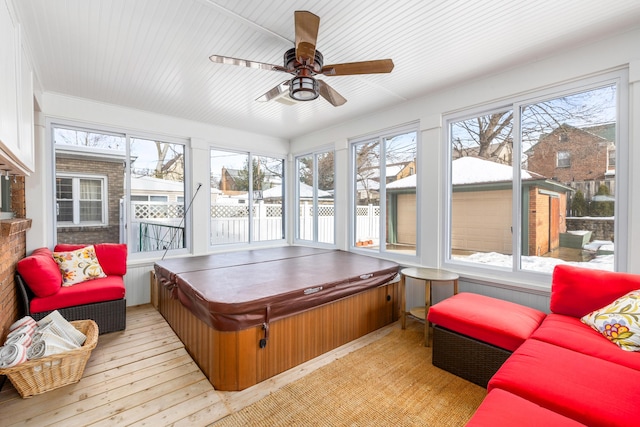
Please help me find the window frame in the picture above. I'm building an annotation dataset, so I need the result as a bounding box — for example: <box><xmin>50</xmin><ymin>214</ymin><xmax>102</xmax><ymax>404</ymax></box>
<box><xmin>55</xmin><ymin>173</ymin><xmax>108</xmax><ymax>227</ymax></box>
<box><xmin>556</xmin><ymin>151</ymin><xmax>571</xmax><ymax>168</ymax></box>
<box><xmin>294</xmin><ymin>147</ymin><xmax>336</xmax><ymax>247</ymax></box>
<box><xmin>349</xmin><ymin>122</ymin><xmax>420</xmax><ymax>263</ymax></box>
<box><xmin>608</xmin><ymin>148</ymin><xmax>616</xmax><ymax>169</ymax></box>
<box><xmin>50</xmin><ymin>120</ymin><xmax>191</xmax><ymax>259</ymax></box>
<box><xmin>209</xmin><ymin>147</ymin><xmax>286</xmax><ymax>248</ymax></box>
<box><xmin>442</xmin><ymin>69</ymin><xmax>629</xmax><ymax>286</ymax></box>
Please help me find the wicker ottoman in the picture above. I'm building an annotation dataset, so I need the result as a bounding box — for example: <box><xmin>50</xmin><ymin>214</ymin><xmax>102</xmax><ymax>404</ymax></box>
<box><xmin>427</xmin><ymin>292</ymin><xmax>546</xmax><ymax>387</ymax></box>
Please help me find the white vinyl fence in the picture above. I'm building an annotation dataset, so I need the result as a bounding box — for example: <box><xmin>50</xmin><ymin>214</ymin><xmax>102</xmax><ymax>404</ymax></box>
<box><xmin>129</xmin><ymin>201</ymin><xmax>380</xmax><ymax>250</ymax></box>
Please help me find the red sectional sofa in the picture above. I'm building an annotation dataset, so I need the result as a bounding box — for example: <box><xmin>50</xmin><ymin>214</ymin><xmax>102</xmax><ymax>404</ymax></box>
<box><xmin>15</xmin><ymin>243</ymin><xmax>127</xmax><ymax>334</ymax></box>
<box><xmin>466</xmin><ymin>265</ymin><xmax>640</xmax><ymax>426</ymax></box>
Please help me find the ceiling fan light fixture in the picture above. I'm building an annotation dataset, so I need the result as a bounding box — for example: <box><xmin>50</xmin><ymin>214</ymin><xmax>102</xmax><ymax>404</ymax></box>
<box><xmin>289</xmin><ymin>76</ymin><xmax>319</xmax><ymax>101</ymax></box>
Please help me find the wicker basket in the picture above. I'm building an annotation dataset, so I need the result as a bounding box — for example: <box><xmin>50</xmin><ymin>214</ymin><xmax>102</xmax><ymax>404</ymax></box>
<box><xmin>0</xmin><ymin>319</ymin><xmax>98</xmax><ymax>398</ymax></box>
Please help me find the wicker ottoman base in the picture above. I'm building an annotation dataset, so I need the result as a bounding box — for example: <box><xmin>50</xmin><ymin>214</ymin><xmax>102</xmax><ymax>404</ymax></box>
<box><xmin>31</xmin><ymin>299</ymin><xmax>126</xmax><ymax>335</ymax></box>
<box><xmin>432</xmin><ymin>325</ymin><xmax>511</xmax><ymax>388</ymax></box>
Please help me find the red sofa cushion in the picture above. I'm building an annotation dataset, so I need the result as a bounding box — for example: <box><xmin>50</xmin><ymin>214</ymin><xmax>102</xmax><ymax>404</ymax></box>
<box><xmin>466</xmin><ymin>389</ymin><xmax>587</xmax><ymax>427</ymax></box>
<box><xmin>16</xmin><ymin>248</ymin><xmax>62</xmax><ymax>297</ymax></box>
<box><xmin>54</xmin><ymin>243</ymin><xmax>127</xmax><ymax>276</ymax></box>
<box><xmin>29</xmin><ymin>276</ymin><xmax>126</xmax><ymax>313</ymax></box>
<box><xmin>550</xmin><ymin>265</ymin><xmax>640</xmax><ymax>318</ymax></box>
<box><xmin>427</xmin><ymin>292</ymin><xmax>546</xmax><ymax>351</ymax></box>
<box><xmin>488</xmin><ymin>339</ymin><xmax>640</xmax><ymax>427</ymax></box>
<box><xmin>530</xmin><ymin>313</ymin><xmax>640</xmax><ymax>371</ymax></box>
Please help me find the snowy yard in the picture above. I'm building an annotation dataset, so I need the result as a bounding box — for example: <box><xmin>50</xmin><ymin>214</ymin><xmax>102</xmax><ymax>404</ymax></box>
<box><xmin>453</xmin><ymin>241</ymin><xmax>614</xmax><ymax>273</ymax></box>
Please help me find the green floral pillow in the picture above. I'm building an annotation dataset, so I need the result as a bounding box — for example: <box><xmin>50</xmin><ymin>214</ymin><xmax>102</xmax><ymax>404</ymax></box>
<box><xmin>581</xmin><ymin>290</ymin><xmax>640</xmax><ymax>352</ymax></box>
<box><xmin>53</xmin><ymin>245</ymin><xmax>107</xmax><ymax>286</ymax></box>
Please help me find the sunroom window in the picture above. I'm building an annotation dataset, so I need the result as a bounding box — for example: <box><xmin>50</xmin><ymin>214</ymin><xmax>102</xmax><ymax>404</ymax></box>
<box><xmin>52</xmin><ymin>124</ymin><xmax>187</xmax><ymax>255</ymax></box>
<box><xmin>295</xmin><ymin>150</ymin><xmax>335</xmax><ymax>245</ymax></box>
<box><xmin>210</xmin><ymin>149</ymin><xmax>285</xmax><ymax>245</ymax></box>
<box><xmin>445</xmin><ymin>73</ymin><xmax>624</xmax><ymax>276</ymax></box>
<box><xmin>351</xmin><ymin>124</ymin><xmax>418</xmax><ymax>258</ymax></box>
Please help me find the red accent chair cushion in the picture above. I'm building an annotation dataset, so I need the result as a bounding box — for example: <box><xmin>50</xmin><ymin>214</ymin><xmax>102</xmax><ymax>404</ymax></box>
<box><xmin>16</xmin><ymin>248</ymin><xmax>62</xmax><ymax>297</ymax></box>
<box><xmin>29</xmin><ymin>275</ymin><xmax>126</xmax><ymax>313</ymax></box>
<box><xmin>54</xmin><ymin>243</ymin><xmax>127</xmax><ymax>276</ymax></box>
<box><xmin>488</xmin><ymin>339</ymin><xmax>640</xmax><ymax>427</ymax></box>
<box><xmin>466</xmin><ymin>389</ymin><xmax>587</xmax><ymax>427</ymax></box>
<box><xmin>427</xmin><ymin>292</ymin><xmax>546</xmax><ymax>351</ymax></box>
<box><xmin>550</xmin><ymin>265</ymin><xmax>640</xmax><ymax>318</ymax></box>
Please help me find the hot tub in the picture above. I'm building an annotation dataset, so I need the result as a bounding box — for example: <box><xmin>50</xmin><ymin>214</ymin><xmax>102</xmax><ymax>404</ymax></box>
<box><xmin>154</xmin><ymin>247</ymin><xmax>399</xmax><ymax>390</ymax></box>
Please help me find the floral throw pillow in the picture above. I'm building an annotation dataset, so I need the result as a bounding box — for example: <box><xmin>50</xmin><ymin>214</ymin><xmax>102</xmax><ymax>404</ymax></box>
<box><xmin>53</xmin><ymin>245</ymin><xmax>107</xmax><ymax>286</ymax></box>
<box><xmin>581</xmin><ymin>289</ymin><xmax>640</xmax><ymax>352</ymax></box>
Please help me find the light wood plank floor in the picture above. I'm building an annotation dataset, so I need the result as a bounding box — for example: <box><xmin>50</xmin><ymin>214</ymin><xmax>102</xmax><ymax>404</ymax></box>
<box><xmin>0</xmin><ymin>304</ymin><xmax>397</xmax><ymax>426</ymax></box>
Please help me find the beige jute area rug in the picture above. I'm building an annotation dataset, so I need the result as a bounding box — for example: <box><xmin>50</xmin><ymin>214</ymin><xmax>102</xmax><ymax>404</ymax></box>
<box><xmin>212</xmin><ymin>323</ymin><xmax>486</xmax><ymax>426</ymax></box>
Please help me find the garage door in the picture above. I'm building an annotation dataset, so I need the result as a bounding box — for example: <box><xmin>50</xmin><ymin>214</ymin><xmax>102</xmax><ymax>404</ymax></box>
<box><xmin>397</xmin><ymin>193</ymin><xmax>416</xmax><ymax>245</ymax></box>
<box><xmin>451</xmin><ymin>189</ymin><xmax>512</xmax><ymax>254</ymax></box>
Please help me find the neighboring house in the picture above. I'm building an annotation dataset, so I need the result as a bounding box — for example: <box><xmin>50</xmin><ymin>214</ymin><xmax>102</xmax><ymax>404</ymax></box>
<box><xmin>355</xmin><ymin>178</ymin><xmax>380</xmax><ymax>204</ymax></box>
<box><xmin>354</xmin><ymin>161</ymin><xmax>413</xmax><ymax>204</ymax></box>
<box><xmin>525</xmin><ymin>123</ymin><xmax>615</xmax><ymax>199</ymax></box>
<box><xmin>54</xmin><ymin>144</ymin><xmax>125</xmax><ymax>244</ymax></box>
<box><xmin>130</xmin><ymin>175</ymin><xmax>185</xmax><ymax>205</ymax></box>
<box><xmin>218</xmin><ymin>166</ymin><xmax>281</xmax><ymax>195</ymax></box>
<box><xmin>395</xmin><ymin>160</ymin><xmax>416</xmax><ymax>181</ymax></box>
<box><xmin>387</xmin><ymin>157</ymin><xmax>572</xmax><ymax>256</ymax></box>
<box><xmin>55</xmin><ymin>144</ymin><xmax>193</xmax><ymax>247</ymax></box>
<box><xmin>219</xmin><ymin>167</ymin><xmax>243</xmax><ymax>193</ymax></box>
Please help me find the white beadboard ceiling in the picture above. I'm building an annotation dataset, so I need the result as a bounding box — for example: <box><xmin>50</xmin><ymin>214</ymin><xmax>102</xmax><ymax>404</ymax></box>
<box><xmin>13</xmin><ymin>0</ymin><xmax>640</xmax><ymax>140</ymax></box>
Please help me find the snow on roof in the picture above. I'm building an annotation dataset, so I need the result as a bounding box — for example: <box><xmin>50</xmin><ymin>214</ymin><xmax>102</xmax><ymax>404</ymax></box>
<box><xmin>356</xmin><ymin>178</ymin><xmax>379</xmax><ymax>191</ymax></box>
<box><xmin>386</xmin><ymin>164</ymin><xmax>404</xmax><ymax>177</ymax></box>
<box><xmin>386</xmin><ymin>156</ymin><xmax>545</xmax><ymax>190</ymax></box>
<box><xmin>261</xmin><ymin>183</ymin><xmax>331</xmax><ymax>199</ymax></box>
<box><xmin>132</xmin><ymin>176</ymin><xmax>183</xmax><ymax>192</ymax></box>
<box><xmin>452</xmin><ymin>157</ymin><xmax>538</xmax><ymax>185</ymax></box>
<box><xmin>387</xmin><ymin>174</ymin><xmax>416</xmax><ymax>189</ymax></box>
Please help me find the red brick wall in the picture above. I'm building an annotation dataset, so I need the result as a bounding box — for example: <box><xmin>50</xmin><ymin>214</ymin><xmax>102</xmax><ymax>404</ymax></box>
<box><xmin>55</xmin><ymin>157</ymin><xmax>124</xmax><ymax>244</ymax></box>
<box><xmin>0</xmin><ymin>176</ymin><xmax>28</xmax><ymax>342</ymax></box>
<box><xmin>527</xmin><ymin>127</ymin><xmax>610</xmax><ymax>182</ymax></box>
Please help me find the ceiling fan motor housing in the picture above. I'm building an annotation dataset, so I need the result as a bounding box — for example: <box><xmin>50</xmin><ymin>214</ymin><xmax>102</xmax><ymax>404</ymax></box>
<box><xmin>283</xmin><ymin>47</ymin><xmax>323</xmax><ymax>74</ymax></box>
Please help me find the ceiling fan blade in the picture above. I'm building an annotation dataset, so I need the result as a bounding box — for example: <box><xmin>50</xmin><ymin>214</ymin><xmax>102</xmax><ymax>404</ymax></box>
<box><xmin>255</xmin><ymin>81</ymin><xmax>290</xmax><ymax>102</ymax></box>
<box><xmin>210</xmin><ymin>55</ymin><xmax>287</xmax><ymax>73</ymax></box>
<box><xmin>317</xmin><ymin>80</ymin><xmax>347</xmax><ymax>107</ymax></box>
<box><xmin>321</xmin><ymin>59</ymin><xmax>394</xmax><ymax>76</ymax></box>
<box><xmin>294</xmin><ymin>11</ymin><xmax>320</xmax><ymax>63</ymax></box>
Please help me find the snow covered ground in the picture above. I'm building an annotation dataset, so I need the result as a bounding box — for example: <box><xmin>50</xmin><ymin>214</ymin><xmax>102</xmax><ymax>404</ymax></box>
<box><xmin>452</xmin><ymin>243</ymin><xmax>614</xmax><ymax>273</ymax></box>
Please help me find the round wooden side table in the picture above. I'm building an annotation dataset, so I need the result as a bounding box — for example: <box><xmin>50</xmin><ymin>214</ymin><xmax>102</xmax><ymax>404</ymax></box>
<box><xmin>399</xmin><ymin>267</ymin><xmax>459</xmax><ymax>347</ymax></box>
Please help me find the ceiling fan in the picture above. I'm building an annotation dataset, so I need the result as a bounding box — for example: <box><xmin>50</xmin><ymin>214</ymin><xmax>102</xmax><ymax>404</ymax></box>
<box><xmin>209</xmin><ymin>11</ymin><xmax>394</xmax><ymax>107</ymax></box>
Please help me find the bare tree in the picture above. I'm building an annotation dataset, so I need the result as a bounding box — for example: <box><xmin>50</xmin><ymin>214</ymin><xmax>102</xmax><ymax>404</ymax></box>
<box><xmin>298</xmin><ymin>152</ymin><xmax>334</xmax><ymax>191</ymax></box>
<box><xmin>451</xmin><ymin>85</ymin><xmax>616</xmax><ymax>165</ymax></box>
<box><xmin>54</xmin><ymin>128</ymin><xmax>124</xmax><ymax>150</ymax></box>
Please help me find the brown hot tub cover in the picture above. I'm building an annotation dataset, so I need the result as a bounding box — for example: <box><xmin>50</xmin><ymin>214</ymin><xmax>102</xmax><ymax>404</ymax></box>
<box><xmin>154</xmin><ymin>247</ymin><xmax>399</xmax><ymax>332</ymax></box>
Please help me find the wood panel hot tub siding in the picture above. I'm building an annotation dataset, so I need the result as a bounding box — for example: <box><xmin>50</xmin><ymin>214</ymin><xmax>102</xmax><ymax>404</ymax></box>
<box><xmin>154</xmin><ymin>273</ymin><xmax>399</xmax><ymax>391</ymax></box>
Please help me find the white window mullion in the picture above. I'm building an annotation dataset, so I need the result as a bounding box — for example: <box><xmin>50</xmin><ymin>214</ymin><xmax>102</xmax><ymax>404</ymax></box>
<box><xmin>72</xmin><ymin>177</ymin><xmax>80</xmax><ymax>225</ymax></box>
<box><xmin>378</xmin><ymin>136</ymin><xmax>387</xmax><ymax>254</ymax></box>
<box><xmin>248</xmin><ymin>153</ymin><xmax>255</xmax><ymax>243</ymax></box>
<box><xmin>512</xmin><ymin>104</ymin><xmax>524</xmax><ymax>273</ymax></box>
<box><xmin>312</xmin><ymin>154</ymin><xmax>319</xmax><ymax>242</ymax></box>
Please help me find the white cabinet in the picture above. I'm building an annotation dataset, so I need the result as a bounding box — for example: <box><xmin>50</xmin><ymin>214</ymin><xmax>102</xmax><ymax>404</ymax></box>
<box><xmin>18</xmin><ymin>41</ymin><xmax>34</xmax><ymax>172</ymax></box>
<box><xmin>0</xmin><ymin>0</ymin><xmax>34</xmax><ymax>175</ymax></box>
<box><xmin>0</xmin><ymin>0</ymin><xmax>19</xmax><ymax>157</ymax></box>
